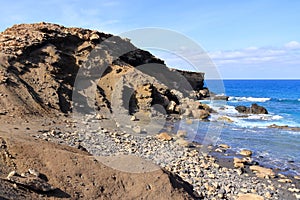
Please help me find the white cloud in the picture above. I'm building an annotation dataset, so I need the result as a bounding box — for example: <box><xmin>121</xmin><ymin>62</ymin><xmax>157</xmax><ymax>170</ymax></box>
<box><xmin>150</xmin><ymin>41</ymin><xmax>300</xmax><ymax>79</ymax></box>
<box><xmin>284</xmin><ymin>41</ymin><xmax>300</xmax><ymax>49</ymax></box>
<box><xmin>207</xmin><ymin>43</ymin><xmax>300</xmax><ymax>66</ymax></box>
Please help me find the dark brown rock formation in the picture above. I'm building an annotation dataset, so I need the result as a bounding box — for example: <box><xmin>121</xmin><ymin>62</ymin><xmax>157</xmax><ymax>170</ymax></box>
<box><xmin>0</xmin><ymin>22</ymin><xmax>208</xmax><ymax>119</ymax></box>
<box><xmin>235</xmin><ymin>104</ymin><xmax>268</xmax><ymax>114</ymax></box>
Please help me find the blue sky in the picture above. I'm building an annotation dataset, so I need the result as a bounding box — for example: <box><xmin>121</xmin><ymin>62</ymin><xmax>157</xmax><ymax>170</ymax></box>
<box><xmin>1</xmin><ymin>0</ymin><xmax>300</xmax><ymax>79</ymax></box>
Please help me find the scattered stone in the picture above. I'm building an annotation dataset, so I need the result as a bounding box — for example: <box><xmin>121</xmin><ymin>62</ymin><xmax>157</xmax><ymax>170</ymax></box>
<box><xmin>249</xmin><ymin>165</ymin><xmax>275</xmax><ymax>179</ymax></box>
<box><xmin>234</xmin><ymin>158</ymin><xmax>245</xmax><ymax>168</ymax></box>
<box><xmin>176</xmin><ymin>130</ymin><xmax>187</xmax><ymax>138</ymax></box>
<box><xmin>237</xmin><ymin>193</ymin><xmax>264</xmax><ymax>200</ymax></box>
<box><xmin>156</xmin><ymin>132</ymin><xmax>172</xmax><ymax>141</ymax></box>
<box><xmin>166</xmin><ymin>101</ymin><xmax>177</xmax><ymax>112</ymax></box>
<box><xmin>218</xmin><ymin>116</ymin><xmax>234</xmax><ymax>123</ymax></box>
<box><xmin>7</xmin><ymin>171</ymin><xmax>17</xmax><ymax>180</ymax></box>
<box><xmin>288</xmin><ymin>188</ymin><xmax>300</xmax><ymax>193</ymax></box>
<box><xmin>6</xmin><ymin>170</ymin><xmax>55</xmax><ymax>192</ymax></box>
<box><xmin>185</xmin><ymin>119</ymin><xmax>193</xmax><ymax>124</ymax></box>
<box><xmin>294</xmin><ymin>175</ymin><xmax>300</xmax><ymax>180</ymax></box>
<box><xmin>28</xmin><ymin>169</ymin><xmax>40</xmax><ymax>177</ymax></box>
<box><xmin>95</xmin><ymin>113</ymin><xmax>104</xmax><ymax>120</ymax></box>
<box><xmin>132</xmin><ymin>126</ymin><xmax>141</xmax><ymax>133</ymax></box>
<box><xmin>239</xmin><ymin>149</ymin><xmax>253</xmax><ymax>157</ymax></box>
<box><xmin>175</xmin><ymin>138</ymin><xmax>190</xmax><ymax>147</ymax></box>
<box><xmin>191</xmin><ymin>109</ymin><xmax>210</xmax><ymax>120</ymax></box>
<box><xmin>130</xmin><ymin>115</ymin><xmax>137</xmax><ymax>121</ymax></box>
<box><xmin>265</xmin><ymin>191</ymin><xmax>272</xmax><ymax>198</ymax></box>
<box><xmin>215</xmin><ymin>148</ymin><xmax>223</xmax><ymax>153</ymax></box>
<box><xmin>278</xmin><ymin>178</ymin><xmax>292</xmax><ymax>183</ymax></box>
<box><xmin>219</xmin><ymin>144</ymin><xmax>230</xmax><ymax>149</ymax></box>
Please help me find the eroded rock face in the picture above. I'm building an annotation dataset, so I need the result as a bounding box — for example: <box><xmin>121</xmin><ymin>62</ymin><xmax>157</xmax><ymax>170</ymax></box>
<box><xmin>0</xmin><ymin>23</ymin><xmax>206</xmax><ymax>118</ymax></box>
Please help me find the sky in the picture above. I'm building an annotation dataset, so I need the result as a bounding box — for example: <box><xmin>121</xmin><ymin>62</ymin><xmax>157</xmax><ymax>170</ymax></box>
<box><xmin>0</xmin><ymin>0</ymin><xmax>300</xmax><ymax>79</ymax></box>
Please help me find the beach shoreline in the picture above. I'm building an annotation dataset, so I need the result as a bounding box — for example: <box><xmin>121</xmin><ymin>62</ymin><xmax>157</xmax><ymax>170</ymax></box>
<box><xmin>2</xmin><ymin>113</ymin><xmax>297</xmax><ymax>199</ymax></box>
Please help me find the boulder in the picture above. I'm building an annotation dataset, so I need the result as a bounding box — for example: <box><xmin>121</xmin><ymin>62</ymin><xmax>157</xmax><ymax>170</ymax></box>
<box><xmin>235</xmin><ymin>106</ymin><xmax>249</xmax><ymax>113</ymax></box>
<box><xmin>235</xmin><ymin>104</ymin><xmax>268</xmax><ymax>114</ymax></box>
<box><xmin>239</xmin><ymin>149</ymin><xmax>252</xmax><ymax>157</ymax></box>
<box><xmin>191</xmin><ymin>109</ymin><xmax>210</xmax><ymax>119</ymax></box>
<box><xmin>249</xmin><ymin>165</ymin><xmax>275</xmax><ymax>178</ymax></box>
<box><xmin>251</xmin><ymin>103</ymin><xmax>268</xmax><ymax>114</ymax></box>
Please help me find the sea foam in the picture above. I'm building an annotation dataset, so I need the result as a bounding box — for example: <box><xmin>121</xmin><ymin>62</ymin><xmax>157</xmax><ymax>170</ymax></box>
<box><xmin>228</xmin><ymin>96</ymin><xmax>271</xmax><ymax>102</ymax></box>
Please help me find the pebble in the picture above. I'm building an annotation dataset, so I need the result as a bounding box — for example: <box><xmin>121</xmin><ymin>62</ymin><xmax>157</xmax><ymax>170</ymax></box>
<box><xmin>33</xmin><ymin>114</ymin><xmax>297</xmax><ymax>200</ymax></box>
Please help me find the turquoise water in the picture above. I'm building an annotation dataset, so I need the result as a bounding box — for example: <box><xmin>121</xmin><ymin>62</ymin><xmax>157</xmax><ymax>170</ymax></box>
<box><xmin>195</xmin><ymin>80</ymin><xmax>300</xmax><ymax>175</ymax></box>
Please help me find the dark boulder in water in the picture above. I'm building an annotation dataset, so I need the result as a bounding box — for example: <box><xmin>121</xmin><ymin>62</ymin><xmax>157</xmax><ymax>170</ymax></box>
<box><xmin>235</xmin><ymin>103</ymin><xmax>268</xmax><ymax>114</ymax></box>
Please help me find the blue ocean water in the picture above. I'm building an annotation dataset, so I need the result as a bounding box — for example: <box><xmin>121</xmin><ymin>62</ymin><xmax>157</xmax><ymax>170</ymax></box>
<box><xmin>194</xmin><ymin>80</ymin><xmax>300</xmax><ymax>175</ymax></box>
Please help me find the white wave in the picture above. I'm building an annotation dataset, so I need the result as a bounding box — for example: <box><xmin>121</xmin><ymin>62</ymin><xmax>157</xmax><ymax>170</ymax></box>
<box><xmin>228</xmin><ymin>96</ymin><xmax>271</xmax><ymax>102</ymax></box>
<box><xmin>298</xmin><ymin>99</ymin><xmax>300</xmax><ymax>102</ymax></box>
<box><xmin>247</xmin><ymin>114</ymin><xmax>283</xmax><ymax>121</ymax></box>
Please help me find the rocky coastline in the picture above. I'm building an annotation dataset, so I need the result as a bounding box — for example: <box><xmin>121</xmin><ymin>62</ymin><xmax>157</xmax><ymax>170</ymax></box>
<box><xmin>0</xmin><ymin>23</ymin><xmax>299</xmax><ymax>199</ymax></box>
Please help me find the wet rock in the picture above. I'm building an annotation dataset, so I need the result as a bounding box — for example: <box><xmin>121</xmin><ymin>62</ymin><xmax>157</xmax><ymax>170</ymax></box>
<box><xmin>268</xmin><ymin>124</ymin><xmax>300</xmax><ymax>131</ymax></box>
<box><xmin>239</xmin><ymin>149</ymin><xmax>252</xmax><ymax>157</ymax></box>
<box><xmin>218</xmin><ymin>116</ymin><xmax>234</xmax><ymax>123</ymax></box>
<box><xmin>249</xmin><ymin>165</ymin><xmax>275</xmax><ymax>179</ymax></box>
<box><xmin>191</xmin><ymin>109</ymin><xmax>210</xmax><ymax>119</ymax></box>
<box><xmin>235</xmin><ymin>104</ymin><xmax>268</xmax><ymax>114</ymax></box>
<box><xmin>219</xmin><ymin>144</ymin><xmax>230</xmax><ymax>149</ymax></box>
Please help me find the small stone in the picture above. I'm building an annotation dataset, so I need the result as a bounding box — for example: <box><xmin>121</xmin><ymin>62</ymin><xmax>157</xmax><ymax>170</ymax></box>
<box><xmin>7</xmin><ymin>171</ymin><xmax>17</xmax><ymax>180</ymax></box>
<box><xmin>240</xmin><ymin>188</ymin><xmax>248</xmax><ymax>193</ymax></box>
<box><xmin>215</xmin><ymin>148</ymin><xmax>223</xmax><ymax>153</ymax></box>
<box><xmin>249</xmin><ymin>165</ymin><xmax>275</xmax><ymax>178</ymax></box>
<box><xmin>278</xmin><ymin>178</ymin><xmax>292</xmax><ymax>183</ymax></box>
<box><xmin>208</xmin><ymin>174</ymin><xmax>215</xmax><ymax>179</ymax></box>
<box><xmin>95</xmin><ymin>113</ymin><xmax>104</xmax><ymax>120</ymax></box>
<box><xmin>294</xmin><ymin>175</ymin><xmax>300</xmax><ymax>180</ymax></box>
<box><xmin>218</xmin><ymin>116</ymin><xmax>234</xmax><ymax>123</ymax></box>
<box><xmin>130</xmin><ymin>115</ymin><xmax>136</xmax><ymax>121</ymax></box>
<box><xmin>288</xmin><ymin>188</ymin><xmax>300</xmax><ymax>193</ymax></box>
<box><xmin>28</xmin><ymin>169</ymin><xmax>40</xmax><ymax>177</ymax></box>
<box><xmin>239</xmin><ymin>149</ymin><xmax>253</xmax><ymax>157</ymax></box>
<box><xmin>156</xmin><ymin>132</ymin><xmax>172</xmax><ymax>141</ymax></box>
<box><xmin>175</xmin><ymin>138</ymin><xmax>190</xmax><ymax>147</ymax></box>
<box><xmin>237</xmin><ymin>193</ymin><xmax>264</xmax><ymax>200</ymax></box>
<box><xmin>219</xmin><ymin>144</ymin><xmax>230</xmax><ymax>149</ymax></box>
<box><xmin>132</xmin><ymin>126</ymin><xmax>141</xmax><ymax>133</ymax></box>
<box><xmin>265</xmin><ymin>192</ymin><xmax>272</xmax><ymax>198</ymax></box>
<box><xmin>185</xmin><ymin>119</ymin><xmax>193</xmax><ymax>124</ymax></box>
<box><xmin>237</xmin><ymin>168</ymin><xmax>243</xmax><ymax>175</ymax></box>
<box><xmin>278</xmin><ymin>173</ymin><xmax>287</xmax><ymax>178</ymax></box>
<box><xmin>176</xmin><ymin>130</ymin><xmax>187</xmax><ymax>138</ymax></box>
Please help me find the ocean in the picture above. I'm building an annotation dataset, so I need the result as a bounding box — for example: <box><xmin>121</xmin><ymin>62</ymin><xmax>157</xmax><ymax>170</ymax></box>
<box><xmin>187</xmin><ymin>80</ymin><xmax>300</xmax><ymax>176</ymax></box>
